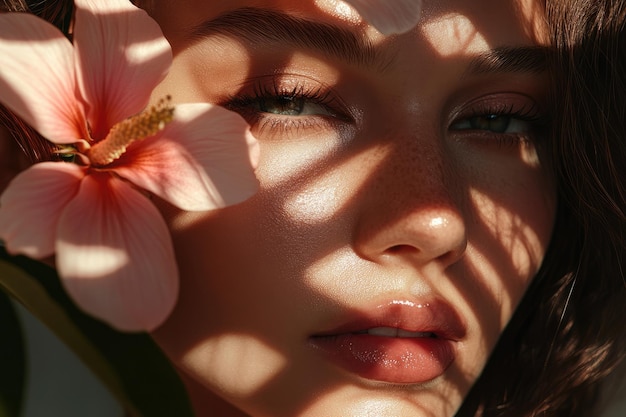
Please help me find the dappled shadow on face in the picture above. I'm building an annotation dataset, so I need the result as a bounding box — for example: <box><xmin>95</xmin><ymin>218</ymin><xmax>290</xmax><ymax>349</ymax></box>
<box><xmin>148</xmin><ymin>2</ymin><xmax>556</xmax><ymax>417</ymax></box>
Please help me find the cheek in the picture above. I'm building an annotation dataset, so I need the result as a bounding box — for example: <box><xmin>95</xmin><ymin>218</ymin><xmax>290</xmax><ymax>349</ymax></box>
<box><xmin>464</xmin><ymin>162</ymin><xmax>555</xmax><ymax>336</ymax></box>
<box><xmin>180</xmin><ymin>334</ymin><xmax>288</xmax><ymax>400</ymax></box>
<box><xmin>472</xmin><ymin>179</ymin><xmax>554</xmax><ymax>276</ymax></box>
<box><xmin>151</xmin><ymin>203</ymin><xmax>294</xmax><ymax>405</ymax></box>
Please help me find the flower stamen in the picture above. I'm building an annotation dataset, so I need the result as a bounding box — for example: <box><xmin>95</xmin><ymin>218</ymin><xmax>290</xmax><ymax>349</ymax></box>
<box><xmin>88</xmin><ymin>96</ymin><xmax>174</xmax><ymax>166</ymax></box>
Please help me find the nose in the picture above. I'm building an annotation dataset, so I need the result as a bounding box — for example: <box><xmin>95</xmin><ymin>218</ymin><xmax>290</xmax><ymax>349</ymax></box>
<box><xmin>352</xmin><ymin>137</ymin><xmax>467</xmax><ymax>269</ymax></box>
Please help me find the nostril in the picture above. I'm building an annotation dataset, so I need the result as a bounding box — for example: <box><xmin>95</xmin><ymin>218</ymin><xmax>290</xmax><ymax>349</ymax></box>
<box><xmin>386</xmin><ymin>243</ymin><xmax>465</xmax><ymax>266</ymax></box>
<box><xmin>386</xmin><ymin>244</ymin><xmax>419</xmax><ymax>255</ymax></box>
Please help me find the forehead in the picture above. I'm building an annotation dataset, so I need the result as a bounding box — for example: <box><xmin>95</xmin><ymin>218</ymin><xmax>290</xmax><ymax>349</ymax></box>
<box><xmin>150</xmin><ymin>0</ymin><xmax>547</xmax><ymax>51</ymax></box>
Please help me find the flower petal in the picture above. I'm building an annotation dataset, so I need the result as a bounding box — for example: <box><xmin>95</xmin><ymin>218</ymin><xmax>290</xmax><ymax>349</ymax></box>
<box><xmin>0</xmin><ymin>14</ymin><xmax>86</xmax><ymax>143</ymax></box>
<box><xmin>0</xmin><ymin>163</ymin><xmax>84</xmax><ymax>258</ymax></box>
<box><xmin>113</xmin><ymin>103</ymin><xmax>259</xmax><ymax>211</ymax></box>
<box><xmin>56</xmin><ymin>173</ymin><xmax>178</xmax><ymax>331</ymax></box>
<box><xmin>74</xmin><ymin>0</ymin><xmax>173</xmax><ymax>140</ymax></box>
<box><xmin>342</xmin><ymin>0</ymin><xmax>423</xmax><ymax>34</ymax></box>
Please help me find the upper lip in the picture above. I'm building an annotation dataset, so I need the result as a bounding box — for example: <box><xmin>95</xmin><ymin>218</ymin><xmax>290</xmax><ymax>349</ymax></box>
<box><xmin>310</xmin><ymin>298</ymin><xmax>467</xmax><ymax>342</ymax></box>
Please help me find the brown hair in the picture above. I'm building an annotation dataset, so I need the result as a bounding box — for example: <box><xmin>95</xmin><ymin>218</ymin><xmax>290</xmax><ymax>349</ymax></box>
<box><xmin>458</xmin><ymin>0</ymin><xmax>626</xmax><ymax>415</ymax></box>
<box><xmin>1</xmin><ymin>1</ymin><xmax>624</xmax><ymax>416</ymax></box>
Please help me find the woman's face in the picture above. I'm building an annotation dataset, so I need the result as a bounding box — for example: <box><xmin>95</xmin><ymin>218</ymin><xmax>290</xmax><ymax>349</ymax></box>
<box><xmin>149</xmin><ymin>0</ymin><xmax>555</xmax><ymax>416</ymax></box>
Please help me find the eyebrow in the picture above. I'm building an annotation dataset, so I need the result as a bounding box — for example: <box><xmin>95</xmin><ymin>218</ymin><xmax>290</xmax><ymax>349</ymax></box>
<box><xmin>190</xmin><ymin>7</ymin><xmax>388</xmax><ymax>70</ymax></box>
<box><xmin>191</xmin><ymin>7</ymin><xmax>550</xmax><ymax>78</ymax></box>
<box><xmin>465</xmin><ymin>46</ymin><xmax>549</xmax><ymax>76</ymax></box>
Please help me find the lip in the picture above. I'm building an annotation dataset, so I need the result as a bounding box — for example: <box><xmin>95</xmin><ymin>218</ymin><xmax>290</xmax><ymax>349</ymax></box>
<box><xmin>308</xmin><ymin>299</ymin><xmax>466</xmax><ymax>384</ymax></box>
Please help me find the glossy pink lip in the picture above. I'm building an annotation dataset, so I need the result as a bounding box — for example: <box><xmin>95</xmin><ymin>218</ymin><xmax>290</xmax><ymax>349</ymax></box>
<box><xmin>309</xmin><ymin>299</ymin><xmax>466</xmax><ymax>384</ymax></box>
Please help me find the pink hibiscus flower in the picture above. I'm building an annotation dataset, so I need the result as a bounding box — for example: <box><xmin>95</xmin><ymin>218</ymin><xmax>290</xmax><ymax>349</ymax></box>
<box><xmin>341</xmin><ymin>0</ymin><xmax>423</xmax><ymax>34</ymax></box>
<box><xmin>0</xmin><ymin>0</ymin><xmax>259</xmax><ymax>331</ymax></box>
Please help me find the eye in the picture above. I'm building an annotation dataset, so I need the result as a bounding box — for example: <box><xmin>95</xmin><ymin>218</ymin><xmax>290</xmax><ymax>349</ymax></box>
<box><xmin>256</xmin><ymin>95</ymin><xmax>333</xmax><ymax>117</ymax></box>
<box><xmin>223</xmin><ymin>78</ymin><xmax>352</xmax><ymax>140</ymax></box>
<box><xmin>258</xmin><ymin>95</ymin><xmax>333</xmax><ymax>116</ymax></box>
<box><xmin>227</xmin><ymin>82</ymin><xmax>339</xmax><ymax>119</ymax></box>
<box><xmin>448</xmin><ymin>95</ymin><xmax>549</xmax><ymax>148</ymax></box>
<box><xmin>450</xmin><ymin>114</ymin><xmax>533</xmax><ymax>134</ymax></box>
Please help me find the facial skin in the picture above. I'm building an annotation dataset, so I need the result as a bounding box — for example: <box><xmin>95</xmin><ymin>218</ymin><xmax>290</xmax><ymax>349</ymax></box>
<box><xmin>148</xmin><ymin>0</ymin><xmax>555</xmax><ymax>416</ymax></box>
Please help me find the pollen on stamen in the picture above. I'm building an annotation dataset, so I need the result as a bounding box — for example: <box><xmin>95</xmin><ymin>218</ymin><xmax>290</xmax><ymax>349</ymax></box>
<box><xmin>88</xmin><ymin>96</ymin><xmax>175</xmax><ymax>166</ymax></box>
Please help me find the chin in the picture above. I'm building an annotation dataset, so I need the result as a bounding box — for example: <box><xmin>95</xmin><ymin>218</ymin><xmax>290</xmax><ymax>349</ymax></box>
<box><xmin>227</xmin><ymin>379</ymin><xmax>465</xmax><ymax>417</ymax></box>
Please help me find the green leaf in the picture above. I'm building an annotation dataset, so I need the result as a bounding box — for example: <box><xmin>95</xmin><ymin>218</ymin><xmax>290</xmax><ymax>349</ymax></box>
<box><xmin>0</xmin><ymin>290</ymin><xmax>25</xmax><ymax>417</ymax></box>
<box><xmin>0</xmin><ymin>248</ymin><xmax>193</xmax><ymax>417</ymax></box>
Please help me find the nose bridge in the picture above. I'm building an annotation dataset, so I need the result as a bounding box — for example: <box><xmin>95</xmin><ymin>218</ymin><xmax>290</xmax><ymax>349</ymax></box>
<box><xmin>353</xmin><ymin>128</ymin><xmax>467</xmax><ymax>266</ymax></box>
<box><xmin>381</xmin><ymin>132</ymin><xmax>463</xmax><ymax>228</ymax></box>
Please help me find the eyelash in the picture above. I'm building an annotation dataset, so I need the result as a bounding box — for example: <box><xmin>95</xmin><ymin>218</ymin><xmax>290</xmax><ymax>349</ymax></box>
<box><xmin>449</xmin><ymin>101</ymin><xmax>548</xmax><ymax>146</ymax></box>
<box><xmin>224</xmin><ymin>81</ymin><xmax>348</xmax><ymax>137</ymax></box>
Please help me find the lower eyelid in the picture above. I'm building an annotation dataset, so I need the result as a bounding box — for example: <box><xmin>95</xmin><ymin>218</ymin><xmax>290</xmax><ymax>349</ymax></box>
<box><xmin>252</xmin><ymin>113</ymin><xmax>346</xmax><ymax>141</ymax></box>
<box><xmin>449</xmin><ymin>130</ymin><xmax>536</xmax><ymax>150</ymax></box>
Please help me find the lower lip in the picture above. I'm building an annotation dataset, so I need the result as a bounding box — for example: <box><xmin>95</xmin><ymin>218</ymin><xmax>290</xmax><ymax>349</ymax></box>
<box><xmin>309</xmin><ymin>334</ymin><xmax>455</xmax><ymax>384</ymax></box>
